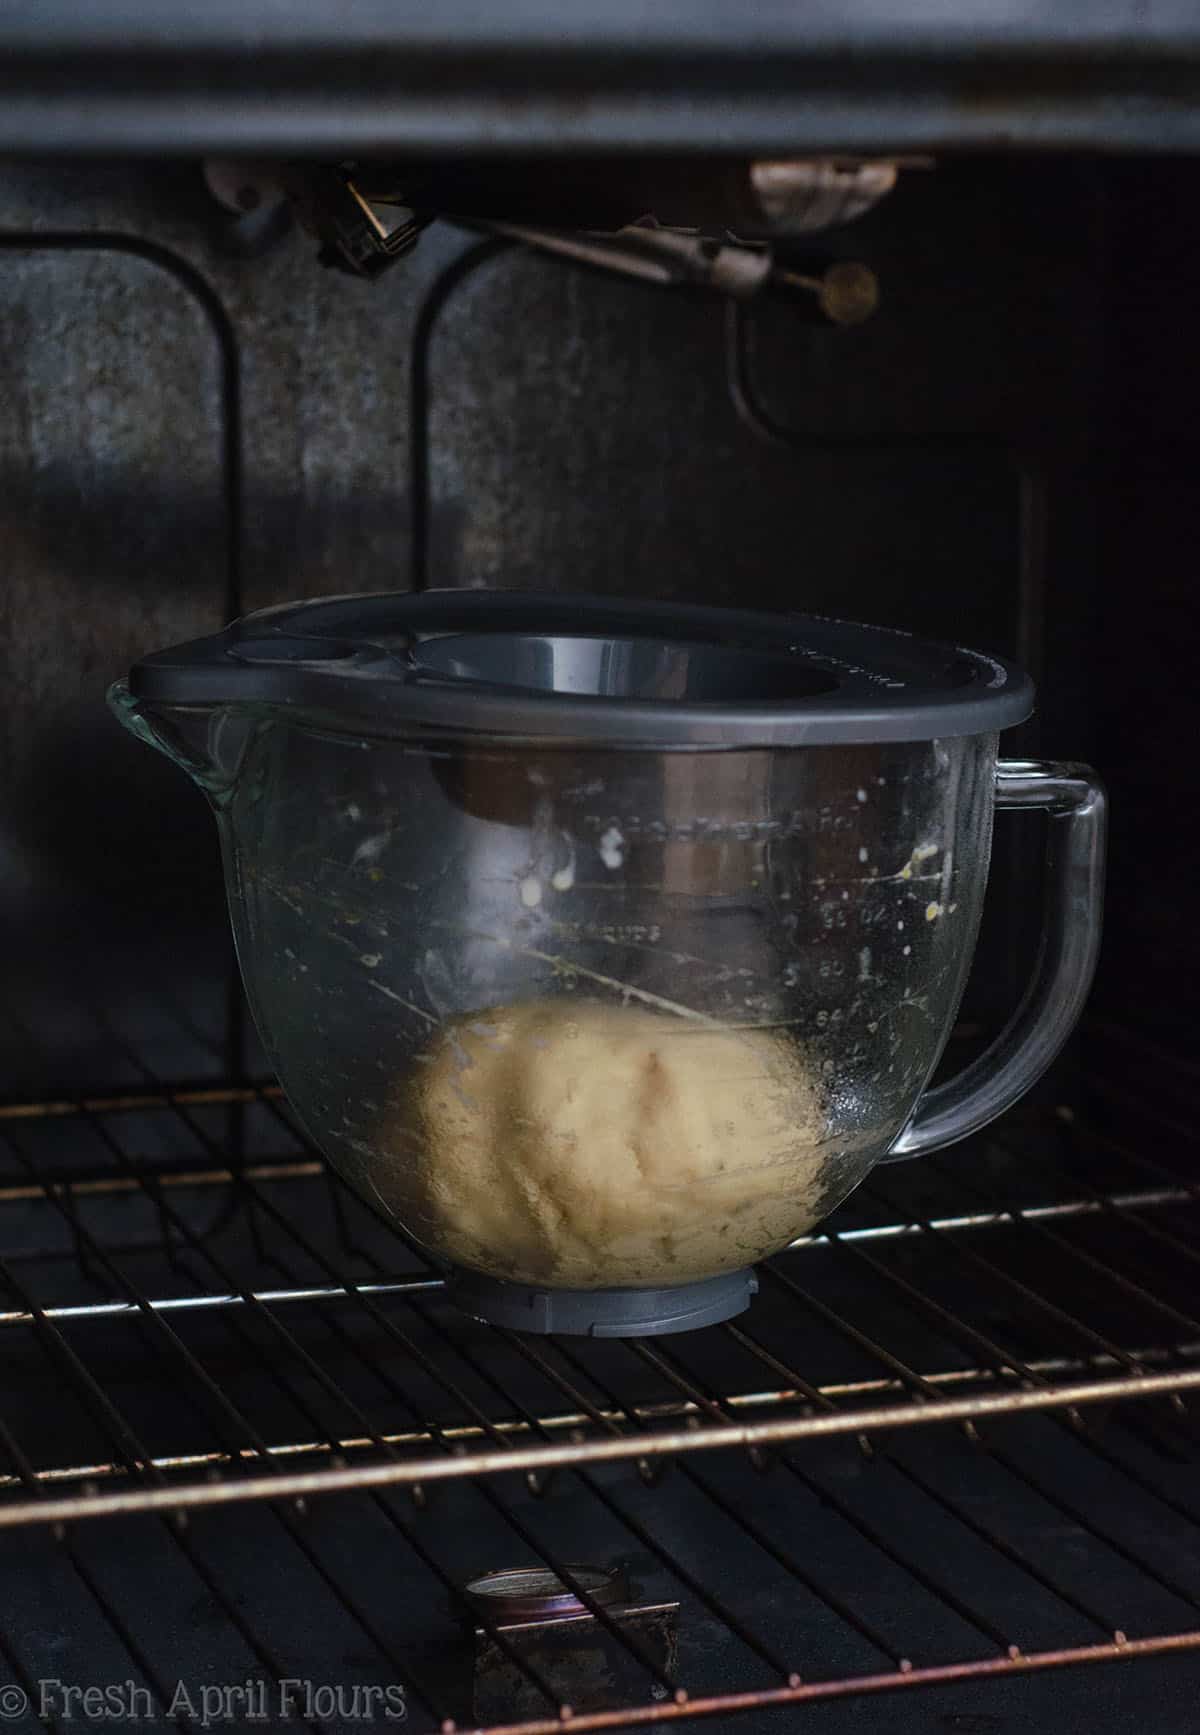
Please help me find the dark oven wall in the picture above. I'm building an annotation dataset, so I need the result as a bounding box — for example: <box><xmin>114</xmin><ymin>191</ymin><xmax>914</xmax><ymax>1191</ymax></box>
<box><xmin>0</xmin><ymin>154</ymin><xmax>1156</xmax><ymax>1104</ymax></box>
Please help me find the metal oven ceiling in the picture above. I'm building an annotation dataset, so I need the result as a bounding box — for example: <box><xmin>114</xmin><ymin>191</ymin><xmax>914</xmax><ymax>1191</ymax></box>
<box><xmin>1</xmin><ymin>0</ymin><xmax>1200</xmax><ymax>155</ymax></box>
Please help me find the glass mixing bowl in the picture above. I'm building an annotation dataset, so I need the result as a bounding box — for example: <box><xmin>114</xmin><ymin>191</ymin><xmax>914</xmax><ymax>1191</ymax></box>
<box><xmin>111</xmin><ymin>592</ymin><xmax>1105</xmax><ymax>1335</ymax></box>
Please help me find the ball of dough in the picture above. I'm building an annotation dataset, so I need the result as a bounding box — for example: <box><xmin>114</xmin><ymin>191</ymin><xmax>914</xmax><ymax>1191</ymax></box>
<box><xmin>376</xmin><ymin>998</ymin><xmax>829</xmax><ymax>1289</ymax></box>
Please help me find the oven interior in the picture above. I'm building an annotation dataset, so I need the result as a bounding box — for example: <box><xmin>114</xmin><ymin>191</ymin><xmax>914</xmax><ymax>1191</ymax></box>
<box><xmin>0</xmin><ymin>150</ymin><xmax>1197</xmax><ymax>1733</ymax></box>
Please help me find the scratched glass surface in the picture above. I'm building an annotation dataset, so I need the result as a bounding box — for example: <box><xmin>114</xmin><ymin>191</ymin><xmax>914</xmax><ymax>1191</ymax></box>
<box><xmin>211</xmin><ymin>723</ymin><xmax>995</xmax><ymax>1286</ymax></box>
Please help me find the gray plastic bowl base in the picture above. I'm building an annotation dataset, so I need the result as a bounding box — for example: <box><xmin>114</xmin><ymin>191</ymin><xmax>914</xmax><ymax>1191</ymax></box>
<box><xmin>446</xmin><ymin>1268</ymin><xmax>758</xmax><ymax>1337</ymax></box>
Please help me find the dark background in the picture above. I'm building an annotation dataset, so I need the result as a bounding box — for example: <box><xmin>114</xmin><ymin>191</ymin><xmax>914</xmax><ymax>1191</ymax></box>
<box><xmin>0</xmin><ymin>155</ymin><xmax>1198</xmax><ymax>1735</ymax></box>
<box><xmin>0</xmin><ymin>155</ymin><xmax>1189</xmax><ymax>1096</ymax></box>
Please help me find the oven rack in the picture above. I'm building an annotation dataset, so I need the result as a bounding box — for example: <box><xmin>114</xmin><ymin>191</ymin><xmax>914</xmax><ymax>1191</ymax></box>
<box><xmin>1</xmin><ymin>1025</ymin><xmax>1199</xmax><ymax>1731</ymax></box>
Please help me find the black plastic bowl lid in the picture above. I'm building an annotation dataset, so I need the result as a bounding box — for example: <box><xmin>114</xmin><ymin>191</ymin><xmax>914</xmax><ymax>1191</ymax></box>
<box><xmin>127</xmin><ymin>589</ymin><xmax>1034</xmax><ymax>746</ymax></box>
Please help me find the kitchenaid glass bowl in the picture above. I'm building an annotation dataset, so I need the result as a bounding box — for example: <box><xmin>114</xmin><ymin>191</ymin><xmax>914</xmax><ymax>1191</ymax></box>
<box><xmin>111</xmin><ymin>592</ymin><xmax>1105</xmax><ymax>1335</ymax></box>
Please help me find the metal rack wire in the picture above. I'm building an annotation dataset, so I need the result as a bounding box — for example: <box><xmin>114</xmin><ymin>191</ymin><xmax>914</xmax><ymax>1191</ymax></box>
<box><xmin>1</xmin><ymin>1024</ymin><xmax>1199</xmax><ymax>1733</ymax></box>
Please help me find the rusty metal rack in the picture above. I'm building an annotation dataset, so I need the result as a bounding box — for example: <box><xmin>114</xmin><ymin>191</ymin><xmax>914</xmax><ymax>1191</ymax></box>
<box><xmin>1</xmin><ymin>1024</ymin><xmax>1199</xmax><ymax>1732</ymax></box>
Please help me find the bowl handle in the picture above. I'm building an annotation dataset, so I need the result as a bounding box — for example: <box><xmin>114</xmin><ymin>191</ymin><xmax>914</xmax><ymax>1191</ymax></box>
<box><xmin>882</xmin><ymin>759</ymin><xmax>1106</xmax><ymax>1162</ymax></box>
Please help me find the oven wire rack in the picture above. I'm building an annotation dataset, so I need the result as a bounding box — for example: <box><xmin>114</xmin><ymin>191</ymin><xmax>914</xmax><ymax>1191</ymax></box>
<box><xmin>0</xmin><ymin>1022</ymin><xmax>1199</xmax><ymax>1732</ymax></box>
